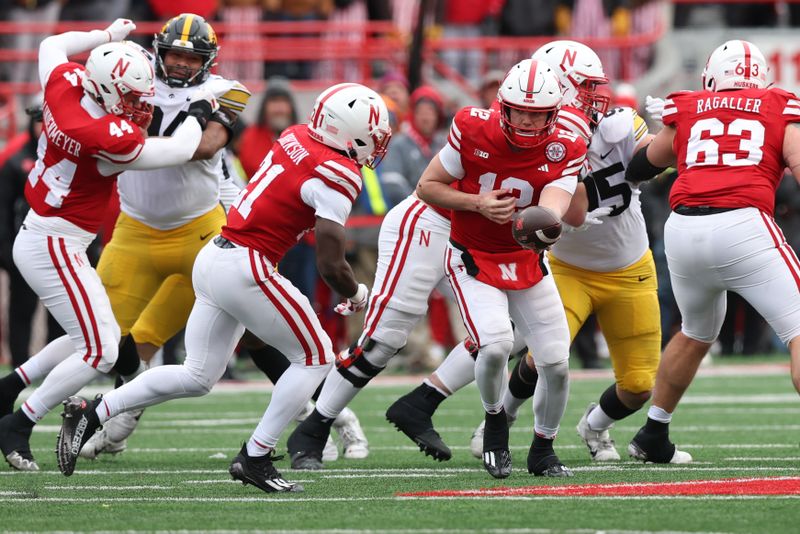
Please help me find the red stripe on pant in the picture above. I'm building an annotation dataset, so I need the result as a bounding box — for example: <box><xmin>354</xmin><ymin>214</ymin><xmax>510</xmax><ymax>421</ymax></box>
<box><xmin>47</xmin><ymin>236</ymin><xmax>93</xmax><ymax>364</ymax></box>
<box><xmin>249</xmin><ymin>249</ymin><xmax>314</xmax><ymax>366</ymax></box>
<box><xmin>59</xmin><ymin>238</ymin><xmax>103</xmax><ymax>368</ymax></box>
<box><xmin>362</xmin><ymin>199</ymin><xmax>422</xmax><ymax>332</ymax></box>
<box><xmin>17</xmin><ymin>367</ymin><xmax>30</xmax><ymax>385</ymax></box>
<box><xmin>261</xmin><ymin>256</ymin><xmax>327</xmax><ymax>366</ymax></box>
<box><xmin>761</xmin><ymin>213</ymin><xmax>800</xmax><ymax>290</ymax></box>
<box><xmin>445</xmin><ymin>247</ymin><xmax>481</xmax><ymax>346</ymax></box>
<box><xmin>363</xmin><ymin>201</ymin><xmax>426</xmax><ymax>338</ymax></box>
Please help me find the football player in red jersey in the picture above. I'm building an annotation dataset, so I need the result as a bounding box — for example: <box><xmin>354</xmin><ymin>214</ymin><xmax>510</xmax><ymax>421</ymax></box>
<box><xmin>0</xmin><ymin>19</ymin><xmax>218</xmax><ymax>471</ymax></box>
<box><xmin>624</xmin><ymin>40</ymin><xmax>800</xmax><ymax>463</ymax></box>
<box><xmin>57</xmin><ymin>84</ymin><xmax>391</xmax><ymax>492</ymax></box>
<box><xmin>417</xmin><ymin>59</ymin><xmax>586</xmax><ymax>479</ymax></box>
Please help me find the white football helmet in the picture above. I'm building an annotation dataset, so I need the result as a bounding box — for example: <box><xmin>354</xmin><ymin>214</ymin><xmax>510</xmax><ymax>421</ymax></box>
<box><xmin>497</xmin><ymin>59</ymin><xmax>563</xmax><ymax>148</ymax></box>
<box><xmin>702</xmin><ymin>40</ymin><xmax>768</xmax><ymax>92</ymax></box>
<box><xmin>82</xmin><ymin>41</ymin><xmax>155</xmax><ymax>126</ymax></box>
<box><xmin>308</xmin><ymin>83</ymin><xmax>392</xmax><ymax>169</ymax></box>
<box><xmin>532</xmin><ymin>40</ymin><xmax>609</xmax><ymax>124</ymax></box>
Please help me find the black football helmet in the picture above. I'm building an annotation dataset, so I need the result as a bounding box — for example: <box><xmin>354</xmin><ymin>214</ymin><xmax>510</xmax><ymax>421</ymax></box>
<box><xmin>153</xmin><ymin>13</ymin><xmax>218</xmax><ymax>88</ymax></box>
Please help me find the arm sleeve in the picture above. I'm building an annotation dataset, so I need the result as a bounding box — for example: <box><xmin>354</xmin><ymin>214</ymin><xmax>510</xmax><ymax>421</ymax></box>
<box><xmin>39</xmin><ymin>30</ymin><xmax>109</xmax><ymax>88</ymax></box>
<box><xmin>218</xmin><ymin>169</ymin><xmax>243</xmax><ymax>213</ymax></box>
<box><xmin>438</xmin><ymin>142</ymin><xmax>465</xmax><ymax>179</ymax></box>
<box><xmin>96</xmin><ymin>117</ymin><xmax>203</xmax><ymax>174</ymax></box>
<box><xmin>300</xmin><ymin>178</ymin><xmax>353</xmax><ymax>226</ymax></box>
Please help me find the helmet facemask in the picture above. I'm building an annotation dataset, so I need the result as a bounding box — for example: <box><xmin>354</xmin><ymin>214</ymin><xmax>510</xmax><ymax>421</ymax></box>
<box><xmin>573</xmin><ymin>75</ymin><xmax>610</xmax><ymax>126</ymax></box>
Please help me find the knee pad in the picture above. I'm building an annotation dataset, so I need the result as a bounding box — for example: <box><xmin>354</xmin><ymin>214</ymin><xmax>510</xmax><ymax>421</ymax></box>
<box><xmin>336</xmin><ymin>337</ymin><xmax>393</xmax><ymax>388</ymax></box>
<box><xmin>112</xmin><ymin>335</ymin><xmax>141</xmax><ymax>377</ymax></box>
<box><xmin>620</xmin><ymin>369</ymin><xmax>655</xmax><ymax>394</ymax></box>
<box><xmin>478</xmin><ymin>339</ymin><xmax>514</xmax><ymax>365</ymax></box>
<box><xmin>530</xmin><ymin>339</ymin><xmax>569</xmax><ymax>368</ymax></box>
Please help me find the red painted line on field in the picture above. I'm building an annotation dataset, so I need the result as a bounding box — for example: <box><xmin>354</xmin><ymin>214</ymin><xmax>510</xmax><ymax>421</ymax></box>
<box><xmin>398</xmin><ymin>477</ymin><xmax>800</xmax><ymax>498</ymax></box>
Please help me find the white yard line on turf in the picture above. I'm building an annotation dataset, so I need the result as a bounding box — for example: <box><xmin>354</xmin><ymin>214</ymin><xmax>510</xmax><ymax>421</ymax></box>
<box><xmin>0</xmin><ymin>529</ymin><xmax>739</xmax><ymax>534</ymax></box>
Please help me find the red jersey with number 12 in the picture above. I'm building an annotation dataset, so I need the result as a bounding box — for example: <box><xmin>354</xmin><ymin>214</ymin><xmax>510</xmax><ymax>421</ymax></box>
<box><xmin>223</xmin><ymin>124</ymin><xmax>362</xmax><ymax>263</ymax></box>
<box><xmin>663</xmin><ymin>87</ymin><xmax>800</xmax><ymax>215</ymax></box>
<box><xmin>447</xmin><ymin>106</ymin><xmax>587</xmax><ymax>253</ymax></box>
<box><xmin>25</xmin><ymin>62</ymin><xmax>145</xmax><ymax>233</ymax></box>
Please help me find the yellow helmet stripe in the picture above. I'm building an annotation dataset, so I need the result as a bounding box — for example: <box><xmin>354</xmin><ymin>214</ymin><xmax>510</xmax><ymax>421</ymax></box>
<box><xmin>180</xmin><ymin>14</ymin><xmax>195</xmax><ymax>41</ymax></box>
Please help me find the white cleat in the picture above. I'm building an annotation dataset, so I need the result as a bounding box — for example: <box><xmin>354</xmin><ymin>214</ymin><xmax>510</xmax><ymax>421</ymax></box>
<box><xmin>668</xmin><ymin>449</ymin><xmax>693</xmax><ymax>464</ymax></box>
<box><xmin>79</xmin><ymin>409</ymin><xmax>143</xmax><ymax>459</ymax></box>
<box><xmin>333</xmin><ymin>407</ymin><xmax>369</xmax><ymax>459</ymax></box>
<box><xmin>576</xmin><ymin>402</ymin><xmax>621</xmax><ymax>462</ymax></box>
<box><xmin>322</xmin><ymin>435</ymin><xmax>339</xmax><ymax>462</ymax></box>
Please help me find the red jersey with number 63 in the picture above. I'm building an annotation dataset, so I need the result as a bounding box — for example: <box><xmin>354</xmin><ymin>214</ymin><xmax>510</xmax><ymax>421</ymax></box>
<box><xmin>663</xmin><ymin>87</ymin><xmax>800</xmax><ymax>215</ymax></box>
<box><xmin>443</xmin><ymin>106</ymin><xmax>587</xmax><ymax>253</ymax></box>
<box><xmin>223</xmin><ymin>124</ymin><xmax>362</xmax><ymax>264</ymax></box>
<box><xmin>25</xmin><ymin>62</ymin><xmax>145</xmax><ymax>233</ymax></box>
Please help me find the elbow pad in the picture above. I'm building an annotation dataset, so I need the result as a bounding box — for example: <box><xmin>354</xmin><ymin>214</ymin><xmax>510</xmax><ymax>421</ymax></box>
<box><xmin>625</xmin><ymin>146</ymin><xmax>668</xmax><ymax>183</ymax></box>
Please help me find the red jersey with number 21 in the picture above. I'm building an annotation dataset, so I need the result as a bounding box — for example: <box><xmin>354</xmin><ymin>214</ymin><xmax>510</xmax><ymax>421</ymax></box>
<box><xmin>663</xmin><ymin>87</ymin><xmax>800</xmax><ymax>215</ymax></box>
<box><xmin>25</xmin><ymin>62</ymin><xmax>145</xmax><ymax>233</ymax></box>
<box><xmin>447</xmin><ymin>106</ymin><xmax>587</xmax><ymax>253</ymax></box>
<box><xmin>223</xmin><ymin>124</ymin><xmax>362</xmax><ymax>264</ymax></box>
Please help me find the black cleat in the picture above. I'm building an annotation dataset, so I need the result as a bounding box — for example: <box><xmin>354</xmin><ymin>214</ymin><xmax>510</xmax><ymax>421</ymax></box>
<box><xmin>482</xmin><ymin>410</ymin><xmax>511</xmax><ymax>479</ymax></box>
<box><xmin>287</xmin><ymin>412</ymin><xmax>333</xmax><ymax>470</ymax></box>
<box><xmin>229</xmin><ymin>443</ymin><xmax>303</xmax><ymax>493</ymax></box>
<box><xmin>0</xmin><ymin>413</ymin><xmax>38</xmax><ymax>471</ymax></box>
<box><xmin>628</xmin><ymin>426</ymin><xmax>692</xmax><ymax>464</ymax></box>
<box><xmin>386</xmin><ymin>398</ymin><xmax>451</xmax><ymax>461</ymax></box>
<box><xmin>527</xmin><ymin>437</ymin><xmax>573</xmax><ymax>477</ymax></box>
<box><xmin>57</xmin><ymin>396</ymin><xmax>101</xmax><ymax>476</ymax></box>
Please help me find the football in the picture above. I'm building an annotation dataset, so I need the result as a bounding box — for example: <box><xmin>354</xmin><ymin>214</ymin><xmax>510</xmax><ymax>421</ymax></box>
<box><xmin>512</xmin><ymin>206</ymin><xmax>562</xmax><ymax>250</ymax></box>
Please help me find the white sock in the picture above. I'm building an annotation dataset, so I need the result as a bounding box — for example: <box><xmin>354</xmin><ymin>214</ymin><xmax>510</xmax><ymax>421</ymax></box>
<box><xmin>431</xmin><ymin>342</ymin><xmax>475</xmax><ymax>394</ymax></box>
<box><xmin>532</xmin><ymin>360</ymin><xmax>569</xmax><ymax>439</ymax></box>
<box><xmin>315</xmin><ymin>365</ymin><xmax>362</xmax><ymax>419</ymax></box>
<box><xmin>97</xmin><ymin>364</ymin><xmax>211</xmax><ymax>424</ymax></box>
<box><xmin>647</xmin><ymin>405</ymin><xmax>672</xmax><ymax>424</ymax></box>
<box><xmin>423</xmin><ymin>378</ymin><xmax>449</xmax><ymax>397</ymax></box>
<box><xmin>15</xmin><ymin>335</ymin><xmax>73</xmax><ymax>385</ymax></box>
<box><xmin>22</xmin><ymin>353</ymin><xmax>103</xmax><ymax>422</ymax></box>
<box><xmin>247</xmin><ymin>363</ymin><xmax>330</xmax><ymax>455</ymax></box>
<box><xmin>474</xmin><ymin>341</ymin><xmax>512</xmax><ymax>414</ymax></box>
<box><xmin>587</xmin><ymin>404</ymin><xmax>616</xmax><ymax>431</ymax></box>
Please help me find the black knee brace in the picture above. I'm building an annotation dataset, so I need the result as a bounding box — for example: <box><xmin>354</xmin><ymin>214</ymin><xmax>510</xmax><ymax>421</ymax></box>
<box><xmin>336</xmin><ymin>337</ymin><xmax>385</xmax><ymax>388</ymax></box>
<box><xmin>112</xmin><ymin>334</ymin><xmax>141</xmax><ymax>377</ymax></box>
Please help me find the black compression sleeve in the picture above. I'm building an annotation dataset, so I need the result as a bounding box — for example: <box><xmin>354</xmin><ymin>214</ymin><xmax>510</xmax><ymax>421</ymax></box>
<box><xmin>625</xmin><ymin>145</ymin><xmax>668</xmax><ymax>183</ymax></box>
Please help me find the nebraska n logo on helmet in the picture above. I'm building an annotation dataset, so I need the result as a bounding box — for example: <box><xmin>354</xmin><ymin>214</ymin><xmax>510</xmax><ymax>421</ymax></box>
<box><xmin>153</xmin><ymin>13</ymin><xmax>219</xmax><ymax>88</ymax></box>
<box><xmin>497</xmin><ymin>59</ymin><xmax>562</xmax><ymax>149</ymax></box>
<box><xmin>532</xmin><ymin>40</ymin><xmax>610</xmax><ymax>126</ymax></box>
<box><xmin>82</xmin><ymin>41</ymin><xmax>155</xmax><ymax>127</ymax></box>
<box><xmin>307</xmin><ymin>83</ymin><xmax>392</xmax><ymax>170</ymax></box>
<box><xmin>702</xmin><ymin>40</ymin><xmax>768</xmax><ymax>92</ymax></box>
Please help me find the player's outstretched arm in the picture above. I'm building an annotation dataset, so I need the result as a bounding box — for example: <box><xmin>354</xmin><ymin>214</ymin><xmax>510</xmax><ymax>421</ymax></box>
<box><xmin>562</xmin><ymin>183</ymin><xmax>588</xmax><ymax>227</ymax></box>
<box><xmin>417</xmin><ymin>154</ymin><xmax>516</xmax><ymax>224</ymax></box>
<box><xmin>538</xmin><ymin>185</ymin><xmax>573</xmax><ymax>220</ymax></box>
<box><xmin>783</xmin><ymin>124</ymin><xmax>800</xmax><ymax>185</ymax></box>
<box><xmin>38</xmin><ymin>19</ymin><xmax>136</xmax><ymax>89</ymax></box>
<box><xmin>625</xmin><ymin>126</ymin><xmax>676</xmax><ymax>183</ymax></box>
<box><xmin>315</xmin><ymin>218</ymin><xmax>367</xmax><ymax>315</ymax></box>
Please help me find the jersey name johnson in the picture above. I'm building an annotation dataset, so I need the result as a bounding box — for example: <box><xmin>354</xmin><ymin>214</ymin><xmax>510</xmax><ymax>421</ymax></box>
<box><xmin>25</xmin><ymin>62</ymin><xmax>144</xmax><ymax>233</ymax></box>
<box><xmin>664</xmin><ymin>87</ymin><xmax>800</xmax><ymax>215</ymax></box>
<box><xmin>222</xmin><ymin>125</ymin><xmax>361</xmax><ymax>263</ymax></box>
<box><xmin>447</xmin><ymin>106</ymin><xmax>586</xmax><ymax>253</ymax></box>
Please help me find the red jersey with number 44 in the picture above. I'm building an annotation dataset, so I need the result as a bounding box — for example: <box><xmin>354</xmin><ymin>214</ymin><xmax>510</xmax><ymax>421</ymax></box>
<box><xmin>223</xmin><ymin>124</ymin><xmax>362</xmax><ymax>263</ymax></box>
<box><xmin>25</xmin><ymin>62</ymin><xmax>145</xmax><ymax>233</ymax></box>
<box><xmin>663</xmin><ymin>87</ymin><xmax>800</xmax><ymax>215</ymax></box>
<box><xmin>446</xmin><ymin>106</ymin><xmax>587</xmax><ymax>253</ymax></box>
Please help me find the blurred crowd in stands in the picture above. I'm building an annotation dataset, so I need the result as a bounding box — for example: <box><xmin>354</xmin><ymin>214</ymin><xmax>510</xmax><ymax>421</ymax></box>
<box><xmin>1</xmin><ymin>0</ymin><xmax>797</xmax><ymax>372</ymax></box>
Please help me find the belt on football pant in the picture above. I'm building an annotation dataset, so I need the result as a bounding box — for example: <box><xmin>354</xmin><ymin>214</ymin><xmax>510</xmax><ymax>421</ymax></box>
<box><xmin>674</xmin><ymin>205</ymin><xmax>738</xmax><ymax>216</ymax></box>
<box><xmin>213</xmin><ymin>235</ymin><xmax>238</xmax><ymax>249</ymax></box>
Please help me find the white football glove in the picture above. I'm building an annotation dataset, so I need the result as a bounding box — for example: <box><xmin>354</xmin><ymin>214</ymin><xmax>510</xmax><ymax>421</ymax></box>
<box><xmin>563</xmin><ymin>206</ymin><xmax>613</xmax><ymax>233</ymax></box>
<box><xmin>645</xmin><ymin>95</ymin><xmax>666</xmax><ymax>123</ymax></box>
<box><xmin>335</xmin><ymin>283</ymin><xmax>369</xmax><ymax>316</ymax></box>
<box><xmin>188</xmin><ymin>88</ymin><xmax>220</xmax><ymax>113</ymax></box>
<box><xmin>104</xmin><ymin>19</ymin><xmax>136</xmax><ymax>42</ymax></box>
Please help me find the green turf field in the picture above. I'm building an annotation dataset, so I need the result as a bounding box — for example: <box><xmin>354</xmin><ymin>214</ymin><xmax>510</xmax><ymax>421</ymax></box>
<box><xmin>1</xmin><ymin>364</ymin><xmax>799</xmax><ymax>533</ymax></box>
